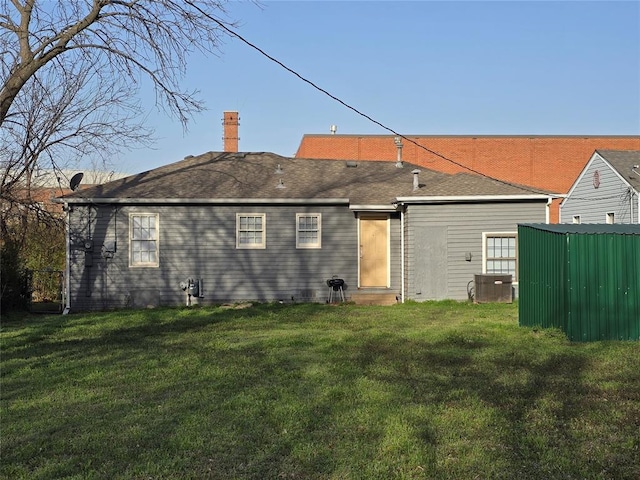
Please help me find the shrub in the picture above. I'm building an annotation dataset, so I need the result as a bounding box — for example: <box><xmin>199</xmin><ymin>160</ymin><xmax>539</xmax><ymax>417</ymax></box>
<box><xmin>0</xmin><ymin>240</ymin><xmax>30</xmax><ymax>313</ymax></box>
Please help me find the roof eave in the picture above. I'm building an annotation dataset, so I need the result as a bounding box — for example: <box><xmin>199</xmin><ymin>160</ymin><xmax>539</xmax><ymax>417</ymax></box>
<box><xmin>395</xmin><ymin>194</ymin><xmax>553</xmax><ymax>204</ymax></box>
<box><xmin>349</xmin><ymin>204</ymin><xmax>398</xmax><ymax>212</ymax></box>
<box><xmin>55</xmin><ymin>197</ymin><xmax>351</xmax><ymax>205</ymax></box>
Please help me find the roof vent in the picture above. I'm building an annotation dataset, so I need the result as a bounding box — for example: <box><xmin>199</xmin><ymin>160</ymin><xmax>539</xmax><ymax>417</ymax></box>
<box><xmin>330</xmin><ymin>125</ymin><xmax>337</xmax><ymax>134</ymax></box>
<box><xmin>276</xmin><ymin>178</ymin><xmax>286</xmax><ymax>189</ymax></box>
<box><xmin>346</xmin><ymin>161</ymin><xmax>358</xmax><ymax>168</ymax></box>
<box><xmin>394</xmin><ymin>137</ymin><xmax>403</xmax><ymax>168</ymax></box>
<box><xmin>275</xmin><ymin>164</ymin><xmax>283</xmax><ymax>174</ymax></box>
<box><xmin>412</xmin><ymin>169</ymin><xmax>420</xmax><ymax>191</ymax></box>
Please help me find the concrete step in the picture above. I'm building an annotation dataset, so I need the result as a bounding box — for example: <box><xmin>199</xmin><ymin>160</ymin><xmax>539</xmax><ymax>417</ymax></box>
<box><xmin>349</xmin><ymin>292</ymin><xmax>399</xmax><ymax>306</ymax></box>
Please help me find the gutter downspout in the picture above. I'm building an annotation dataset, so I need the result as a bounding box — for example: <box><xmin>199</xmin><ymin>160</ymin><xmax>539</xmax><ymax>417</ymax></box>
<box><xmin>400</xmin><ymin>206</ymin><xmax>405</xmax><ymax>303</ymax></box>
<box><xmin>63</xmin><ymin>203</ymin><xmax>71</xmax><ymax>314</ymax></box>
<box><xmin>546</xmin><ymin>197</ymin><xmax>552</xmax><ymax>224</ymax></box>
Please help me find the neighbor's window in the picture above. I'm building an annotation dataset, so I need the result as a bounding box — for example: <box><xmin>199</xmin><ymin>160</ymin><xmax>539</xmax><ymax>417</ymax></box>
<box><xmin>130</xmin><ymin>213</ymin><xmax>159</xmax><ymax>267</ymax></box>
<box><xmin>483</xmin><ymin>233</ymin><xmax>517</xmax><ymax>280</ymax></box>
<box><xmin>606</xmin><ymin>212</ymin><xmax>615</xmax><ymax>224</ymax></box>
<box><xmin>237</xmin><ymin>213</ymin><xmax>266</xmax><ymax>248</ymax></box>
<box><xmin>296</xmin><ymin>213</ymin><xmax>322</xmax><ymax>248</ymax></box>
<box><xmin>573</xmin><ymin>215</ymin><xmax>581</xmax><ymax>224</ymax></box>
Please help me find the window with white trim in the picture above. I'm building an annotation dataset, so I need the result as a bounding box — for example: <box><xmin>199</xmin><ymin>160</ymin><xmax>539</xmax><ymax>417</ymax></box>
<box><xmin>236</xmin><ymin>213</ymin><xmax>266</xmax><ymax>248</ymax></box>
<box><xmin>296</xmin><ymin>213</ymin><xmax>321</xmax><ymax>248</ymax></box>
<box><xmin>130</xmin><ymin>213</ymin><xmax>159</xmax><ymax>267</ymax></box>
<box><xmin>483</xmin><ymin>233</ymin><xmax>517</xmax><ymax>280</ymax></box>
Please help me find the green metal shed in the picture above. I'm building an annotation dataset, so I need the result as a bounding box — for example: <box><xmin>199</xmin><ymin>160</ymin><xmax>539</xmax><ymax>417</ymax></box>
<box><xmin>518</xmin><ymin>224</ymin><xmax>640</xmax><ymax>341</ymax></box>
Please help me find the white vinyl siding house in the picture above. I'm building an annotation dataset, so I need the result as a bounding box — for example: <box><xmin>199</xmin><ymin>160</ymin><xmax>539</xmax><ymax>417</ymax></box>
<box><xmin>561</xmin><ymin>150</ymin><xmax>640</xmax><ymax>224</ymax></box>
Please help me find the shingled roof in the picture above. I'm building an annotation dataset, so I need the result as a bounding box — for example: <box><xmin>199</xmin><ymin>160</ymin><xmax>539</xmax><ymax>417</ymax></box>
<box><xmin>597</xmin><ymin>150</ymin><xmax>640</xmax><ymax>192</ymax></box>
<box><xmin>59</xmin><ymin>152</ymin><xmax>547</xmax><ymax>205</ymax></box>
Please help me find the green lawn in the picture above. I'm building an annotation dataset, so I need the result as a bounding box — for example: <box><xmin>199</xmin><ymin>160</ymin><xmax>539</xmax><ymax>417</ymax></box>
<box><xmin>1</xmin><ymin>301</ymin><xmax>639</xmax><ymax>480</ymax></box>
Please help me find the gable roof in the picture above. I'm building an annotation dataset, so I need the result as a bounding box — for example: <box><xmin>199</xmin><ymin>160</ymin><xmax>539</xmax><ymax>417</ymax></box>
<box><xmin>295</xmin><ymin>135</ymin><xmax>640</xmax><ymax>195</ymax></box>
<box><xmin>58</xmin><ymin>151</ymin><xmax>548</xmax><ymax>206</ymax></box>
<box><xmin>596</xmin><ymin>150</ymin><xmax>640</xmax><ymax>192</ymax></box>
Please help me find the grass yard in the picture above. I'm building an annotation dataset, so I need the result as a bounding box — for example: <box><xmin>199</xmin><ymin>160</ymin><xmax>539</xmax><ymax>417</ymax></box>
<box><xmin>1</xmin><ymin>301</ymin><xmax>639</xmax><ymax>480</ymax></box>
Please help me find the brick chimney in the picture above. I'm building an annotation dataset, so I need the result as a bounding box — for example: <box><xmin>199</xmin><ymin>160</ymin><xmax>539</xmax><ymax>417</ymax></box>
<box><xmin>222</xmin><ymin>111</ymin><xmax>239</xmax><ymax>152</ymax></box>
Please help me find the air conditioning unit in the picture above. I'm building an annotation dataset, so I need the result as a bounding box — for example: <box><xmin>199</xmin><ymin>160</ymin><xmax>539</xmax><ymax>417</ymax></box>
<box><xmin>474</xmin><ymin>274</ymin><xmax>513</xmax><ymax>303</ymax></box>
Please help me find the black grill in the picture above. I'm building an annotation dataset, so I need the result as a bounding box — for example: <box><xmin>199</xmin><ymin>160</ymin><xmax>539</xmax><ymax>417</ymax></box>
<box><xmin>326</xmin><ymin>277</ymin><xmax>346</xmax><ymax>303</ymax></box>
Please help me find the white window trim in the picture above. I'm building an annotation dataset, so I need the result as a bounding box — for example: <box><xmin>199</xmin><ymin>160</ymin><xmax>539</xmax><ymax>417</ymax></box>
<box><xmin>236</xmin><ymin>213</ymin><xmax>266</xmax><ymax>249</ymax></box>
<box><xmin>296</xmin><ymin>213</ymin><xmax>322</xmax><ymax>249</ymax></box>
<box><xmin>482</xmin><ymin>231</ymin><xmax>518</xmax><ymax>283</ymax></box>
<box><xmin>129</xmin><ymin>213</ymin><xmax>159</xmax><ymax>267</ymax></box>
<box><xmin>606</xmin><ymin>212</ymin><xmax>615</xmax><ymax>224</ymax></box>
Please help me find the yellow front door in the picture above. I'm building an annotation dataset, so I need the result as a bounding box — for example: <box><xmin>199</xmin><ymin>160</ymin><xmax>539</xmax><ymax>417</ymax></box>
<box><xmin>359</xmin><ymin>215</ymin><xmax>388</xmax><ymax>287</ymax></box>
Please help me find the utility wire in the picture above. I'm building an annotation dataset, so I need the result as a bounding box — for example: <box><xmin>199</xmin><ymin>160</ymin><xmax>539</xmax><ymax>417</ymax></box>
<box><xmin>195</xmin><ymin>5</ymin><xmax>607</xmax><ymax>199</ymax></box>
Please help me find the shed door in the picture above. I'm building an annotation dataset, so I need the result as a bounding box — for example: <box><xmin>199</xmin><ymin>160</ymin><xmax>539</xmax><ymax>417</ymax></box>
<box><xmin>359</xmin><ymin>215</ymin><xmax>389</xmax><ymax>287</ymax></box>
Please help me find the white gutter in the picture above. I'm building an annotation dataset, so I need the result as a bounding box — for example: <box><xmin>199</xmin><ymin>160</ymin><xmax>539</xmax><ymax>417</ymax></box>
<box><xmin>54</xmin><ymin>197</ymin><xmax>350</xmax><ymax>205</ymax></box>
<box><xmin>395</xmin><ymin>194</ymin><xmax>553</xmax><ymax>203</ymax></box>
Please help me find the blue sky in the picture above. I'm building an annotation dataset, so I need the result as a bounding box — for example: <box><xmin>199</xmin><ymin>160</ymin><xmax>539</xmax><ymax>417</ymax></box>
<box><xmin>115</xmin><ymin>1</ymin><xmax>640</xmax><ymax>173</ymax></box>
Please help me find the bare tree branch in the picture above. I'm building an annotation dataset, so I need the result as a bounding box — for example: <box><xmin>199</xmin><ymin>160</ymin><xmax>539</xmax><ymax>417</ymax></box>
<box><xmin>1</xmin><ymin>53</ymin><xmax>153</xmax><ymax>244</ymax></box>
<box><xmin>0</xmin><ymin>0</ymin><xmax>250</xmax><ymax>247</ymax></box>
<box><xmin>1</xmin><ymin>0</ymin><xmax>239</xmax><ymax>126</ymax></box>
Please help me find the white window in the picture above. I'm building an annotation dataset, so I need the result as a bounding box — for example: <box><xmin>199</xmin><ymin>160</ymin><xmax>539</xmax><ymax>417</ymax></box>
<box><xmin>129</xmin><ymin>213</ymin><xmax>159</xmax><ymax>267</ymax></box>
<box><xmin>236</xmin><ymin>213</ymin><xmax>266</xmax><ymax>249</ymax></box>
<box><xmin>573</xmin><ymin>215</ymin><xmax>581</xmax><ymax>224</ymax></box>
<box><xmin>296</xmin><ymin>213</ymin><xmax>322</xmax><ymax>248</ymax></box>
<box><xmin>483</xmin><ymin>233</ymin><xmax>517</xmax><ymax>281</ymax></box>
<box><xmin>606</xmin><ymin>212</ymin><xmax>615</xmax><ymax>224</ymax></box>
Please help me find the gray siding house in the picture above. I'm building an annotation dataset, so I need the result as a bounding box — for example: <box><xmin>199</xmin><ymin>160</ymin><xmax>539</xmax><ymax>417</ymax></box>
<box><xmin>560</xmin><ymin>150</ymin><xmax>640</xmax><ymax>224</ymax></box>
<box><xmin>57</xmin><ymin>152</ymin><xmax>551</xmax><ymax>311</ymax></box>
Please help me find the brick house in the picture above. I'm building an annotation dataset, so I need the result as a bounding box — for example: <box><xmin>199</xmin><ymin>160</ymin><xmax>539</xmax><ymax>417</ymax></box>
<box><xmin>294</xmin><ymin>134</ymin><xmax>640</xmax><ymax>222</ymax></box>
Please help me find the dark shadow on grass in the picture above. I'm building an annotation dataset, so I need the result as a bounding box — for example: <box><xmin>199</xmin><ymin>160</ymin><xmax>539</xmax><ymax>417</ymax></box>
<box><xmin>1</xmin><ymin>303</ymin><xmax>327</xmax><ymax>363</ymax></box>
<box><xmin>3</xmin><ymin>304</ymin><xmax>639</xmax><ymax>480</ymax></box>
<box><xmin>313</xmin><ymin>333</ymin><xmax>581</xmax><ymax>478</ymax></box>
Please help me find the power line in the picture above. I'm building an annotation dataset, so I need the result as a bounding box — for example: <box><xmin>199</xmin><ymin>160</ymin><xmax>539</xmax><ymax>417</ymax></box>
<box><xmin>194</xmin><ymin>5</ymin><xmax>556</xmax><ymax>196</ymax></box>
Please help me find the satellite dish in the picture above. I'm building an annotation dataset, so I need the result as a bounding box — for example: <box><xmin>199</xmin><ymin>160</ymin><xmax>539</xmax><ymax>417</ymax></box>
<box><xmin>69</xmin><ymin>172</ymin><xmax>84</xmax><ymax>191</ymax></box>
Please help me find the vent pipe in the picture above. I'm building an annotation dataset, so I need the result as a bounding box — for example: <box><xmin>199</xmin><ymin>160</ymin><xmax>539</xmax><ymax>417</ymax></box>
<box><xmin>394</xmin><ymin>137</ymin><xmax>403</xmax><ymax>167</ymax></box>
<box><xmin>330</xmin><ymin>125</ymin><xmax>337</xmax><ymax>135</ymax></box>
<box><xmin>222</xmin><ymin>111</ymin><xmax>239</xmax><ymax>152</ymax></box>
<box><xmin>412</xmin><ymin>169</ymin><xmax>420</xmax><ymax>191</ymax></box>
